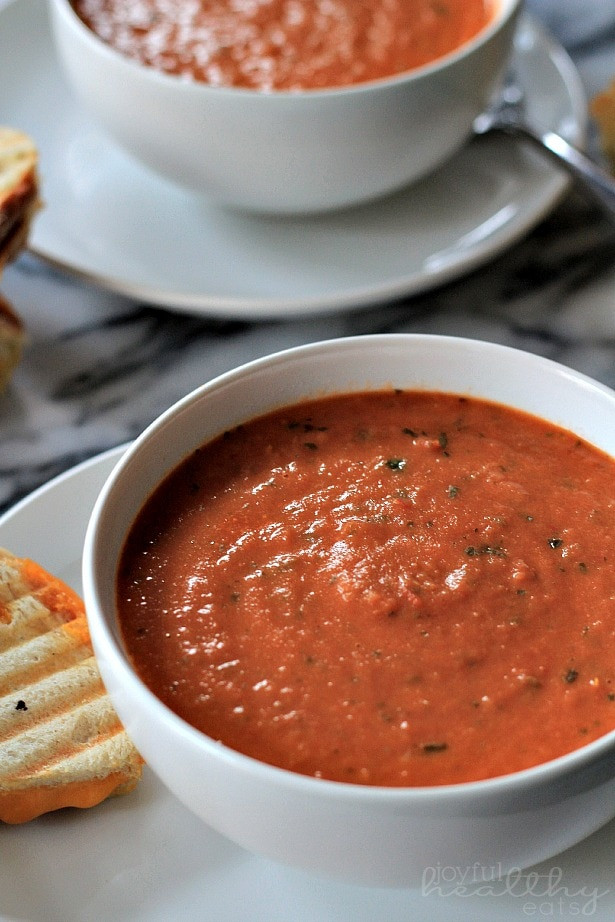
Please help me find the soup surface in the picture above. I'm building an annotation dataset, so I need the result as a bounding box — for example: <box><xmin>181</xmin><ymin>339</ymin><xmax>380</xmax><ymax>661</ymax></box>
<box><xmin>117</xmin><ymin>390</ymin><xmax>615</xmax><ymax>786</ymax></box>
<box><xmin>71</xmin><ymin>0</ymin><xmax>495</xmax><ymax>91</ymax></box>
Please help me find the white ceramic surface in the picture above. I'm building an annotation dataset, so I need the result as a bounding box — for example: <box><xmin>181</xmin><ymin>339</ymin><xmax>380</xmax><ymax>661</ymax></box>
<box><xmin>49</xmin><ymin>0</ymin><xmax>520</xmax><ymax>213</ymax></box>
<box><xmin>82</xmin><ymin>334</ymin><xmax>615</xmax><ymax>889</ymax></box>
<box><xmin>0</xmin><ymin>0</ymin><xmax>586</xmax><ymax>317</ymax></box>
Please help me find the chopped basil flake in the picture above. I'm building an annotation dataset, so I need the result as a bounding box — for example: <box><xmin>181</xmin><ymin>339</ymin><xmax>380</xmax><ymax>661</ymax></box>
<box><xmin>386</xmin><ymin>458</ymin><xmax>407</xmax><ymax>471</ymax></box>
<box><xmin>421</xmin><ymin>742</ymin><xmax>448</xmax><ymax>753</ymax></box>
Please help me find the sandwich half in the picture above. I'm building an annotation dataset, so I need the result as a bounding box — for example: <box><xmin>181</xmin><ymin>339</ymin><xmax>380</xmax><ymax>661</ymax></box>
<box><xmin>0</xmin><ymin>548</ymin><xmax>143</xmax><ymax>824</ymax></box>
<box><xmin>0</xmin><ymin>293</ymin><xmax>25</xmax><ymax>393</ymax></box>
<box><xmin>0</xmin><ymin>126</ymin><xmax>40</xmax><ymax>277</ymax></box>
<box><xmin>0</xmin><ymin>126</ymin><xmax>40</xmax><ymax>392</ymax></box>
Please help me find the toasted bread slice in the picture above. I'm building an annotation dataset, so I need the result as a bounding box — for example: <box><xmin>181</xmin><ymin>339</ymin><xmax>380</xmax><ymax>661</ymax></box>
<box><xmin>0</xmin><ymin>127</ymin><xmax>40</xmax><ymax>278</ymax></box>
<box><xmin>0</xmin><ymin>293</ymin><xmax>24</xmax><ymax>393</ymax></box>
<box><xmin>0</xmin><ymin>548</ymin><xmax>143</xmax><ymax>824</ymax></box>
<box><xmin>0</xmin><ymin>127</ymin><xmax>40</xmax><ymax>392</ymax></box>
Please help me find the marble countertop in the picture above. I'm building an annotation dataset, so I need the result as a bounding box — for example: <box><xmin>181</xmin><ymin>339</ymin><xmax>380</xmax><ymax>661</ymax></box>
<box><xmin>2</xmin><ymin>0</ymin><xmax>615</xmax><ymax>516</ymax></box>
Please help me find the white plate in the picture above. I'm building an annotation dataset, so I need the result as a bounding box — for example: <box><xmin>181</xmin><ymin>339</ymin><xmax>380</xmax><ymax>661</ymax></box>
<box><xmin>1</xmin><ymin>447</ymin><xmax>614</xmax><ymax>922</ymax></box>
<box><xmin>0</xmin><ymin>0</ymin><xmax>587</xmax><ymax>319</ymax></box>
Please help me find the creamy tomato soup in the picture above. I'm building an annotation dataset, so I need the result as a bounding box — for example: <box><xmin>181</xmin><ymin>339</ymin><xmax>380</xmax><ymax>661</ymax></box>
<box><xmin>70</xmin><ymin>0</ymin><xmax>495</xmax><ymax>91</ymax></box>
<box><xmin>117</xmin><ymin>390</ymin><xmax>615</xmax><ymax>787</ymax></box>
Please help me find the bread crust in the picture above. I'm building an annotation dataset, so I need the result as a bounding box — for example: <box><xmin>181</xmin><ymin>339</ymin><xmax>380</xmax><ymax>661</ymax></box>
<box><xmin>0</xmin><ymin>126</ymin><xmax>40</xmax><ymax>392</ymax></box>
<box><xmin>0</xmin><ymin>292</ymin><xmax>24</xmax><ymax>392</ymax></box>
<box><xmin>0</xmin><ymin>126</ymin><xmax>40</xmax><ymax>277</ymax></box>
<box><xmin>0</xmin><ymin>549</ymin><xmax>144</xmax><ymax>824</ymax></box>
<box><xmin>0</xmin><ymin>771</ymin><xmax>140</xmax><ymax>825</ymax></box>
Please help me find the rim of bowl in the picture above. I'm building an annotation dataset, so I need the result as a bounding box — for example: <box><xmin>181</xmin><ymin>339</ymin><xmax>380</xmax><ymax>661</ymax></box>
<box><xmin>83</xmin><ymin>333</ymin><xmax>615</xmax><ymax>806</ymax></box>
<box><xmin>52</xmin><ymin>0</ymin><xmax>522</xmax><ymax>99</ymax></box>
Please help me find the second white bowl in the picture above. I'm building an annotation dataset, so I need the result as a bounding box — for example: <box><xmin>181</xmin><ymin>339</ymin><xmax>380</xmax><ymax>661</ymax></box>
<box><xmin>50</xmin><ymin>0</ymin><xmax>521</xmax><ymax>213</ymax></box>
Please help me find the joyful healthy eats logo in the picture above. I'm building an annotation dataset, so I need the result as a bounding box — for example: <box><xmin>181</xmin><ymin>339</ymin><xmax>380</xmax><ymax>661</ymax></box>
<box><xmin>421</xmin><ymin>865</ymin><xmax>610</xmax><ymax>916</ymax></box>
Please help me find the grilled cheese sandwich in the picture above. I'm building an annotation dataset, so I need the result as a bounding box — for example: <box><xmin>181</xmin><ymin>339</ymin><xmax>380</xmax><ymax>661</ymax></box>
<box><xmin>0</xmin><ymin>126</ymin><xmax>40</xmax><ymax>392</ymax></box>
<box><xmin>0</xmin><ymin>126</ymin><xmax>40</xmax><ymax>276</ymax></box>
<box><xmin>0</xmin><ymin>549</ymin><xmax>143</xmax><ymax>824</ymax></box>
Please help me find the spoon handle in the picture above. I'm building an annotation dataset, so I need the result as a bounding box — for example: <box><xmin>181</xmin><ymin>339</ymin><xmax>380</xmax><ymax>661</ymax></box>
<box><xmin>520</xmin><ymin>125</ymin><xmax>615</xmax><ymax>218</ymax></box>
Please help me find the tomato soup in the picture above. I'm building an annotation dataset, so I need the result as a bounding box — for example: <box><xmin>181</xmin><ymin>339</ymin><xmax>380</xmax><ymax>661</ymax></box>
<box><xmin>70</xmin><ymin>0</ymin><xmax>495</xmax><ymax>91</ymax></box>
<box><xmin>117</xmin><ymin>390</ymin><xmax>615</xmax><ymax>786</ymax></box>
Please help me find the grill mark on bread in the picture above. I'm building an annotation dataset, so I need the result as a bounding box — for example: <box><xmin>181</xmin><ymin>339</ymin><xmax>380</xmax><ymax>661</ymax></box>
<box><xmin>0</xmin><ymin>622</ymin><xmax>93</xmax><ymax>696</ymax></box>
<box><xmin>0</xmin><ymin>596</ymin><xmax>70</xmax><ymax>649</ymax></box>
<box><xmin>1</xmin><ymin>697</ymin><xmax>124</xmax><ymax>784</ymax></box>
<box><xmin>0</xmin><ymin>657</ymin><xmax>105</xmax><ymax>742</ymax></box>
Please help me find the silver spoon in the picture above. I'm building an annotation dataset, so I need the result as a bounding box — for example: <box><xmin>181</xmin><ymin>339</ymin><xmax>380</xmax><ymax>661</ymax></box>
<box><xmin>473</xmin><ymin>76</ymin><xmax>615</xmax><ymax>219</ymax></box>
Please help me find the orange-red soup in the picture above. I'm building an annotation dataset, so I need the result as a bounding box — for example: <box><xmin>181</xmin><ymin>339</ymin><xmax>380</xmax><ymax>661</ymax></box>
<box><xmin>71</xmin><ymin>0</ymin><xmax>495</xmax><ymax>91</ymax></box>
<box><xmin>117</xmin><ymin>390</ymin><xmax>615</xmax><ymax>787</ymax></box>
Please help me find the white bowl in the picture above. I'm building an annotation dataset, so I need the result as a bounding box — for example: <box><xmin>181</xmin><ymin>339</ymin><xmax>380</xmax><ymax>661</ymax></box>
<box><xmin>49</xmin><ymin>0</ymin><xmax>521</xmax><ymax>214</ymax></box>
<box><xmin>83</xmin><ymin>334</ymin><xmax>615</xmax><ymax>888</ymax></box>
